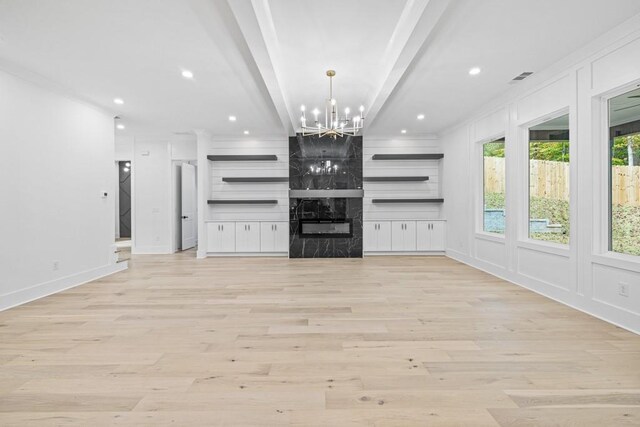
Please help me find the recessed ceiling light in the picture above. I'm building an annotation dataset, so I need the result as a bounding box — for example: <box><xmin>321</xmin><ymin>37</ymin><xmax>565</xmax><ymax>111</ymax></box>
<box><xmin>116</xmin><ymin>124</ymin><xmax>125</xmax><ymax>130</ymax></box>
<box><xmin>181</xmin><ymin>70</ymin><xmax>194</xmax><ymax>79</ymax></box>
<box><xmin>244</xmin><ymin>130</ymin><xmax>250</xmax><ymax>135</ymax></box>
<box><xmin>401</xmin><ymin>129</ymin><xmax>407</xmax><ymax>134</ymax></box>
<box><xmin>113</xmin><ymin>98</ymin><xmax>124</xmax><ymax>105</ymax></box>
<box><xmin>228</xmin><ymin>115</ymin><xmax>237</xmax><ymax>122</ymax></box>
<box><xmin>468</xmin><ymin>67</ymin><xmax>481</xmax><ymax>76</ymax></box>
<box><xmin>417</xmin><ymin>114</ymin><xmax>425</xmax><ymax>120</ymax></box>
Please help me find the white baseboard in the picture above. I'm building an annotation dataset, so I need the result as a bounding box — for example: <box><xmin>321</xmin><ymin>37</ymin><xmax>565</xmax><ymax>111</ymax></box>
<box><xmin>0</xmin><ymin>262</ymin><xmax>128</xmax><ymax>312</ymax></box>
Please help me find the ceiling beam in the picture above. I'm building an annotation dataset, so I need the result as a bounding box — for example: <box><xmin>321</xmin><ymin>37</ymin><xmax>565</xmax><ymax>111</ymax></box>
<box><xmin>363</xmin><ymin>0</ymin><xmax>452</xmax><ymax>128</ymax></box>
<box><xmin>226</xmin><ymin>0</ymin><xmax>296</xmax><ymax>135</ymax></box>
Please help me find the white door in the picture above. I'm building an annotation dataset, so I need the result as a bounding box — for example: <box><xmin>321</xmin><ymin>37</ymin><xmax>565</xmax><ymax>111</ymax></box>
<box><xmin>404</xmin><ymin>221</ymin><xmax>417</xmax><ymax>251</ymax></box>
<box><xmin>364</xmin><ymin>222</ymin><xmax>378</xmax><ymax>251</ymax></box>
<box><xmin>430</xmin><ymin>222</ymin><xmax>446</xmax><ymax>251</ymax></box>
<box><xmin>207</xmin><ymin>222</ymin><xmax>235</xmax><ymax>253</ymax></box>
<box><xmin>377</xmin><ymin>221</ymin><xmax>392</xmax><ymax>251</ymax></box>
<box><xmin>237</xmin><ymin>222</ymin><xmax>260</xmax><ymax>252</ymax></box>
<box><xmin>273</xmin><ymin>222</ymin><xmax>289</xmax><ymax>252</ymax></box>
<box><xmin>181</xmin><ymin>163</ymin><xmax>197</xmax><ymax>250</ymax></box>
<box><xmin>391</xmin><ymin>221</ymin><xmax>405</xmax><ymax>251</ymax></box>
<box><xmin>260</xmin><ymin>223</ymin><xmax>276</xmax><ymax>252</ymax></box>
<box><xmin>416</xmin><ymin>221</ymin><xmax>430</xmax><ymax>251</ymax></box>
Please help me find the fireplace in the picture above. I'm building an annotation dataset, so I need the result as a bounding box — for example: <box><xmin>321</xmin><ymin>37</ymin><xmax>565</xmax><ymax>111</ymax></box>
<box><xmin>289</xmin><ymin>134</ymin><xmax>363</xmax><ymax>258</ymax></box>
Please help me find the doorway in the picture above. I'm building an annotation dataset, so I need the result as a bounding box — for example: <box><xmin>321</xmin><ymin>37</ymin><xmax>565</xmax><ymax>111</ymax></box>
<box><xmin>172</xmin><ymin>161</ymin><xmax>198</xmax><ymax>253</ymax></box>
<box><xmin>116</xmin><ymin>160</ymin><xmax>132</xmax><ymax>260</ymax></box>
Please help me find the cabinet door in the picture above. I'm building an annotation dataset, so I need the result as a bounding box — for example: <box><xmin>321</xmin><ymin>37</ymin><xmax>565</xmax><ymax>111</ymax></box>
<box><xmin>208</xmin><ymin>222</ymin><xmax>235</xmax><ymax>252</ymax></box>
<box><xmin>364</xmin><ymin>222</ymin><xmax>378</xmax><ymax>251</ymax></box>
<box><xmin>391</xmin><ymin>221</ymin><xmax>405</xmax><ymax>251</ymax></box>
<box><xmin>260</xmin><ymin>223</ymin><xmax>276</xmax><ymax>252</ymax></box>
<box><xmin>273</xmin><ymin>222</ymin><xmax>289</xmax><ymax>252</ymax></box>
<box><xmin>377</xmin><ymin>221</ymin><xmax>392</xmax><ymax>251</ymax></box>
<box><xmin>416</xmin><ymin>221</ymin><xmax>430</xmax><ymax>251</ymax></box>
<box><xmin>220</xmin><ymin>223</ymin><xmax>236</xmax><ymax>252</ymax></box>
<box><xmin>403</xmin><ymin>221</ymin><xmax>417</xmax><ymax>251</ymax></box>
<box><xmin>430</xmin><ymin>221</ymin><xmax>446</xmax><ymax>251</ymax></box>
<box><xmin>206</xmin><ymin>223</ymin><xmax>221</xmax><ymax>252</ymax></box>
<box><xmin>237</xmin><ymin>222</ymin><xmax>260</xmax><ymax>252</ymax></box>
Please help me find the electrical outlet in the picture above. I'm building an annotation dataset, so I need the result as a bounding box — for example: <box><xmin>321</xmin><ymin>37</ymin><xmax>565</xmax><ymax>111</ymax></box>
<box><xmin>618</xmin><ymin>282</ymin><xmax>629</xmax><ymax>297</ymax></box>
<box><xmin>53</xmin><ymin>261</ymin><xmax>59</xmax><ymax>271</ymax></box>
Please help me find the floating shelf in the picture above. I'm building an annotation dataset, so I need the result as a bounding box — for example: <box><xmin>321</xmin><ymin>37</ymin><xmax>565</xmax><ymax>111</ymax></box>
<box><xmin>208</xmin><ymin>200</ymin><xmax>278</xmax><ymax>205</ymax></box>
<box><xmin>371</xmin><ymin>198</ymin><xmax>444</xmax><ymax>204</ymax></box>
<box><xmin>222</xmin><ymin>177</ymin><xmax>288</xmax><ymax>183</ymax></box>
<box><xmin>371</xmin><ymin>153</ymin><xmax>444</xmax><ymax>160</ymax></box>
<box><xmin>364</xmin><ymin>176</ymin><xmax>429</xmax><ymax>182</ymax></box>
<box><xmin>207</xmin><ymin>155</ymin><xmax>278</xmax><ymax>161</ymax></box>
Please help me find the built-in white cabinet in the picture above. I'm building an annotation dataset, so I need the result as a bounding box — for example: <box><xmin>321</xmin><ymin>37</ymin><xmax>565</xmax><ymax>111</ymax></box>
<box><xmin>391</xmin><ymin>221</ymin><xmax>417</xmax><ymax>251</ymax></box>
<box><xmin>236</xmin><ymin>222</ymin><xmax>260</xmax><ymax>252</ymax></box>
<box><xmin>416</xmin><ymin>221</ymin><xmax>446</xmax><ymax>251</ymax></box>
<box><xmin>365</xmin><ymin>220</ymin><xmax>445</xmax><ymax>254</ymax></box>
<box><xmin>207</xmin><ymin>222</ymin><xmax>236</xmax><ymax>253</ymax></box>
<box><xmin>364</xmin><ymin>221</ymin><xmax>392</xmax><ymax>252</ymax></box>
<box><xmin>207</xmin><ymin>221</ymin><xmax>288</xmax><ymax>254</ymax></box>
<box><xmin>260</xmin><ymin>222</ymin><xmax>289</xmax><ymax>253</ymax></box>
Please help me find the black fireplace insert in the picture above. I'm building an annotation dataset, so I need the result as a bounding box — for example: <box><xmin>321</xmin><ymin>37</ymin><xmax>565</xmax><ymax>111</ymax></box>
<box><xmin>299</xmin><ymin>219</ymin><xmax>353</xmax><ymax>238</ymax></box>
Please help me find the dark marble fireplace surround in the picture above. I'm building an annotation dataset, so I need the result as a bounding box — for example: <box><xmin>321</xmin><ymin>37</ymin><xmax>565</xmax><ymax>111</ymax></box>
<box><xmin>289</xmin><ymin>134</ymin><xmax>363</xmax><ymax>258</ymax></box>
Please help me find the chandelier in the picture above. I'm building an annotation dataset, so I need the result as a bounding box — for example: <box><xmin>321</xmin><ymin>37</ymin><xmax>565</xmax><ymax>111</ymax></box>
<box><xmin>300</xmin><ymin>70</ymin><xmax>365</xmax><ymax>139</ymax></box>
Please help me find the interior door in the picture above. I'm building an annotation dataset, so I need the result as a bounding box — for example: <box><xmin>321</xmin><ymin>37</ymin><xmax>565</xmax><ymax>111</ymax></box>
<box><xmin>181</xmin><ymin>163</ymin><xmax>197</xmax><ymax>250</ymax></box>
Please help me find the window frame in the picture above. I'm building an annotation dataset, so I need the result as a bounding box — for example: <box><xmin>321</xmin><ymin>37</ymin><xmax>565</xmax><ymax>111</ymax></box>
<box><xmin>478</xmin><ymin>135</ymin><xmax>507</xmax><ymax>238</ymax></box>
<box><xmin>519</xmin><ymin>108</ymin><xmax>572</xmax><ymax>250</ymax></box>
<box><xmin>603</xmin><ymin>83</ymin><xmax>640</xmax><ymax>260</ymax></box>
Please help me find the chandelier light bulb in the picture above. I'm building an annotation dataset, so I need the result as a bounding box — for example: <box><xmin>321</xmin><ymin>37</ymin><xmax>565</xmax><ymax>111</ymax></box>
<box><xmin>331</xmin><ymin>99</ymin><xmax>336</xmax><ymax>106</ymax></box>
<box><xmin>301</xmin><ymin>105</ymin><xmax>306</xmax><ymax>112</ymax></box>
<box><xmin>345</xmin><ymin>107</ymin><xmax>350</xmax><ymax>115</ymax></box>
<box><xmin>359</xmin><ymin>105</ymin><xmax>364</xmax><ymax>112</ymax></box>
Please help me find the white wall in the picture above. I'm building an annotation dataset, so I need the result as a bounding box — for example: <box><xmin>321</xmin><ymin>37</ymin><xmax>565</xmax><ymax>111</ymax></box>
<box><xmin>0</xmin><ymin>70</ymin><xmax>125</xmax><ymax>310</ymax></box>
<box><xmin>442</xmin><ymin>16</ymin><xmax>640</xmax><ymax>334</ymax></box>
<box><xmin>130</xmin><ymin>135</ymin><xmax>196</xmax><ymax>254</ymax></box>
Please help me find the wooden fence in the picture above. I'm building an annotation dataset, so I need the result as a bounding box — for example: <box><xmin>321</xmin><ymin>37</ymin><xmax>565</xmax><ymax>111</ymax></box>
<box><xmin>484</xmin><ymin>156</ymin><xmax>640</xmax><ymax>206</ymax></box>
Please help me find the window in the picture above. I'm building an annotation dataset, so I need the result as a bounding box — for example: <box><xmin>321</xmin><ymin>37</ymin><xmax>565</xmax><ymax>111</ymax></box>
<box><xmin>528</xmin><ymin>114</ymin><xmax>570</xmax><ymax>244</ymax></box>
<box><xmin>609</xmin><ymin>88</ymin><xmax>640</xmax><ymax>256</ymax></box>
<box><xmin>483</xmin><ymin>138</ymin><xmax>505</xmax><ymax>234</ymax></box>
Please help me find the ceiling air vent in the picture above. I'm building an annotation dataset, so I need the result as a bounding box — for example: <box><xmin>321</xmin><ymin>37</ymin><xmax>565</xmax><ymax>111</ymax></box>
<box><xmin>511</xmin><ymin>71</ymin><xmax>533</xmax><ymax>83</ymax></box>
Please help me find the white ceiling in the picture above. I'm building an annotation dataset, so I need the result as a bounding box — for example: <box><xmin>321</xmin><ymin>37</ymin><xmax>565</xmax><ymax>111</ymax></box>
<box><xmin>1</xmin><ymin>0</ymin><xmax>640</xmax><ymax>138</ymax></box>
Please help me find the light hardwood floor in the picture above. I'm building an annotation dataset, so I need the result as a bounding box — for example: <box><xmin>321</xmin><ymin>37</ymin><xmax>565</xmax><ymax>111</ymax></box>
<box><xmin>1</xmin><ymin>252</ymin><xmax>639</xmax><ymax>426</ymax></box>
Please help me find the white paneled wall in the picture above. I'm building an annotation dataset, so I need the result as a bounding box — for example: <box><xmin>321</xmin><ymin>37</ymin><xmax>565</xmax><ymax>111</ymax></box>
<box><xmin>206</xmin><ymin>139</ymin><xmax>289</xmax><ymax>222</ymax></box>
<box><xmin>442</xmin><ymin>16</ymin><xmax>640</xmax><ymax>333</ymax></box>
<box><xmin>364</xmin><ymin>137</ymin><xmax>443</xmax><ymax>221</ymax></box>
